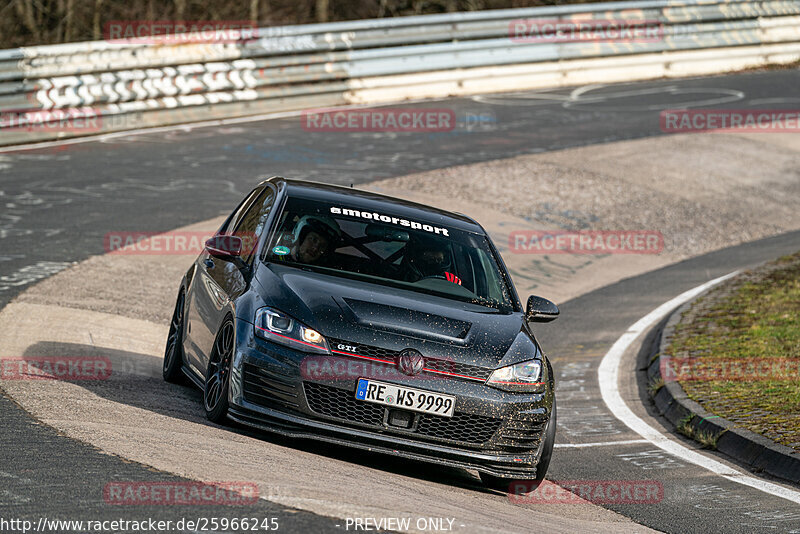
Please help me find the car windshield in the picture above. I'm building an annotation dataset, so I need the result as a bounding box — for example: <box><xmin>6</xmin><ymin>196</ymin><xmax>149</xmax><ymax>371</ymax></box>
<box><xmin>264</xmin><ymin>196</ymin><xmax>514</xmax><ymax>311</ymax></box>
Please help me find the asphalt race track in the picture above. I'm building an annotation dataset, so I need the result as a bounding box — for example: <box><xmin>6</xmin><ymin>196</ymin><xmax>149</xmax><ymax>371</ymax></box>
<box><xmin>2</xmin><ymin>69</ymin><xmax>799</xmax><ymax>309</ymax></box>
<box><xmin>538</xmin><ymin>229</ymin><xmax>800</xmax><ymax>533</ymax></box>
<box><xmin>1</xmin><ymin>69</ymin><xmax>800</xmax><ymax>533</ymax></box>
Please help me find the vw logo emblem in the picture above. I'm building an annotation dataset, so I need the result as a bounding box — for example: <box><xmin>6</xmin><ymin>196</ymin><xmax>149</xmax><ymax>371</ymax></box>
<box><xmin>397</xmin><ymin>349</ymin><xmax>425</xmax><ymax>376</ymax></box>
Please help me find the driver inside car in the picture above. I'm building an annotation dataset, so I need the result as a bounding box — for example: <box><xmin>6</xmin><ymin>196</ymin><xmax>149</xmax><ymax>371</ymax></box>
<box><xmin>400</xmin><ymin>234</ymin><xmax>461</xmax><ymax>285</ymax></box>
<box><xmin>279</xmin><ymin>215</ymin><xmax>341</xmax><ymax>265</ymax></box>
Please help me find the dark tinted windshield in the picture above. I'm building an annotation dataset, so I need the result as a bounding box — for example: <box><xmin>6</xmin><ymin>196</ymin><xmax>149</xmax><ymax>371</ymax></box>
<box><xmin>264</xmin><ymin>197</ymin><xmax>514</xmax><ymax>311</ymax></box>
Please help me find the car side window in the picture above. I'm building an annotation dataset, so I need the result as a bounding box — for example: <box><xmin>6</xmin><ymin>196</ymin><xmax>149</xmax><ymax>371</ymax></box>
<box><xmin>233</xmin><ymin>186</ymin><xmax>276</xmax><ymax>264</ymax></box>
<box><xmin>220</xmin><ymin>186</ymin><xmax>264</xmax><ymax>236</ymax></box>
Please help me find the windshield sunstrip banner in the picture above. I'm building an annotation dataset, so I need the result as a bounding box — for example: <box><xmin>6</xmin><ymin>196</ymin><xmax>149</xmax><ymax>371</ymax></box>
<box><xmin>330</xmin><ymin>207</ymin><xmax>450</xmax><ymax>236</ymax></box>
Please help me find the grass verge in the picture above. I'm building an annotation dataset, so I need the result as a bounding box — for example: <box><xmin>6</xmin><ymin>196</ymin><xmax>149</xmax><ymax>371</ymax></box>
<box><xmin>665</xmin><ymin>251</ymin><xmax>800</xmax><ymax>451</ymax></box>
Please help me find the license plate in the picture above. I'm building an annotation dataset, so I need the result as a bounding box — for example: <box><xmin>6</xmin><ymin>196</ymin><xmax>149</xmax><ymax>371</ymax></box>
<box><xmin>355</xmin><ymin>378</ymin><xmax>456</xmax><ymax>417</ymax></box>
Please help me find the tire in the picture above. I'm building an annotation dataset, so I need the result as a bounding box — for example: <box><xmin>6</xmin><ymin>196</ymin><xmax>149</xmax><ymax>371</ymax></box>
<box><xmin>480</xmin><ymin>398</ymin><xmax>557</xmax><ymax>492</ymax></box>
<box><xmin>163</xmin><ymin>290</ymin><xmax>186</xmax><ymax>383</ymax></box>
<box><xmin>203</xmin><ymin>317</ymin><xmax>235</xmax><ymax>423</ymax></box>
<box><xmin>534</xmin><ymin>397</ymin><xmax>557</xmax><ymax>481</ymax></box>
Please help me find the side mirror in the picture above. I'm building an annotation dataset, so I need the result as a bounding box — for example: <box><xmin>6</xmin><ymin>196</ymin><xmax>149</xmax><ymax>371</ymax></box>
<box><xmin>526</xmin><ymin>295</ymin><xmax>559</xmax><ymax>323</ymax></box>
<box><xmin>205</xmin><ymin>235</ymin><xmax>243</xmax><ymax>259</ymax></box>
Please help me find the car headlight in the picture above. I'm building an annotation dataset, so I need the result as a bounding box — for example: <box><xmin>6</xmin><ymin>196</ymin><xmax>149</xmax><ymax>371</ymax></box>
<box><xmin>486</xmin><ymin>360</ymin><xmax>546</xmax><ymax>393</ymax></box>
<box><xmin>254</xmin><ymin>307</ymin><xmax>329</xmax><ymax>354</ymax></box>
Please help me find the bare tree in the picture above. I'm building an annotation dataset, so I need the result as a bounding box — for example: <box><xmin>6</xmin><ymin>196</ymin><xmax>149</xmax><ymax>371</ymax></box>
<box><xmin>316</xmin><ymin>0</ymin><xmax>328</xmax><ymax>22</ymax></box>
<box><xmin>14</xmin><ymin>0</ymin><xmax>40</xmax><ymax>42</ymax></box>
<box><xmin>93</xmin><ymin>0</ymin><xmax>105</xmax><ymax>39</ymax></box>
<box><xmin>175</xmin><ymin>0</ymin><xmax>186</xmax><ymax>19</ymax></box>
<box><xmin>250</xmin><ymin>0</ymin><xmax>258</xmax><ymax>22</ymax></box>
<box><xmin>65</xmin><ymin>0</ymin><xmax>75</xmax><ymax>41</ymax></box>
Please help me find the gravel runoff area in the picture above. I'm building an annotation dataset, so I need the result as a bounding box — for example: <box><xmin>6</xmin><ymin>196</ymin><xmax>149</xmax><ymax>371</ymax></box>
<box><xmin>663</xmin><ymin>251</ymin><xmax>800</xmax><ymax>451</ymax></box>
<box><xmin>371</xmin><ymin>131</ymin><xmax>800</xmax><ymax>260</ymax></box>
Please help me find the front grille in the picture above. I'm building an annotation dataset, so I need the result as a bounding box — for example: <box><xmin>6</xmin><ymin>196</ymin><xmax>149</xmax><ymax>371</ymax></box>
<box><xmin>423</xmin><ymin>358</ymin><xmax>491</xmax><ymax>381</ymax></box>
<box><xmin>416</xmin><ymin>412</ymin><xmax>502</xmax><ymax>445</ymax></box>
<box><xmin>328</xmin><ymin>339</ymin><xmax>492</xmax><ymax>381</ymax></box>
<box><xmin>303</xmin><ymin>382</ymin><xmax>502</xmax><ymax>445</ymax></box>
<box><xmin>304</xmin><ymin>382</ymin><xmax>384</xmax><ymax>426</ymax></box>
<box><xmin>335</xmin><ymin>342</ymin><xmax>396</xmax><ymax>362</ymax></box>
<box><xmin>243</xmin><ymin>363</ymin><xmax>300</xmax><ymax>410</ymax></box>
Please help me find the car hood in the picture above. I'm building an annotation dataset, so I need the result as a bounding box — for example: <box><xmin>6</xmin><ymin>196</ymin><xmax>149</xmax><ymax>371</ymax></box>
<box><xmin>253</xmin><ymin>263</ymin><xmax>537</xmax><ymax>369</ymax></box>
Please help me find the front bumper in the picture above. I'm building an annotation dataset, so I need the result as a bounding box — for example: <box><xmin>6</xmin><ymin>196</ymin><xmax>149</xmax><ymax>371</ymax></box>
<box><xmin>229</xmin><ymin>320</ymin><xmax>554</xmax><ymax>478</ymax></box>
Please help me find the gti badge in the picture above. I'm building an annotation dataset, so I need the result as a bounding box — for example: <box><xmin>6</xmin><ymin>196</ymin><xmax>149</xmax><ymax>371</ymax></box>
<box><xmin>397</xmin><ymin>349</ymin><xmax>425</xmax><ymax>376</ymax></box>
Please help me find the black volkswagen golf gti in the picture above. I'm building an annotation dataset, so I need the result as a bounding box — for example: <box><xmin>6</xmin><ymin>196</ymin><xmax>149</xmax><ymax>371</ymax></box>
<box><xmin>163</xmin><ymin>176</ymin><xmax>558</xmax><ymax>489</ymax></box>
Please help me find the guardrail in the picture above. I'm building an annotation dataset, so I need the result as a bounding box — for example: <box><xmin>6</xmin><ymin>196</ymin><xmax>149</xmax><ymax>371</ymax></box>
<box><xmin>1</xmin><ymin>0</ymin><xmax>799</xmax><ymax>145</ymax></box>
